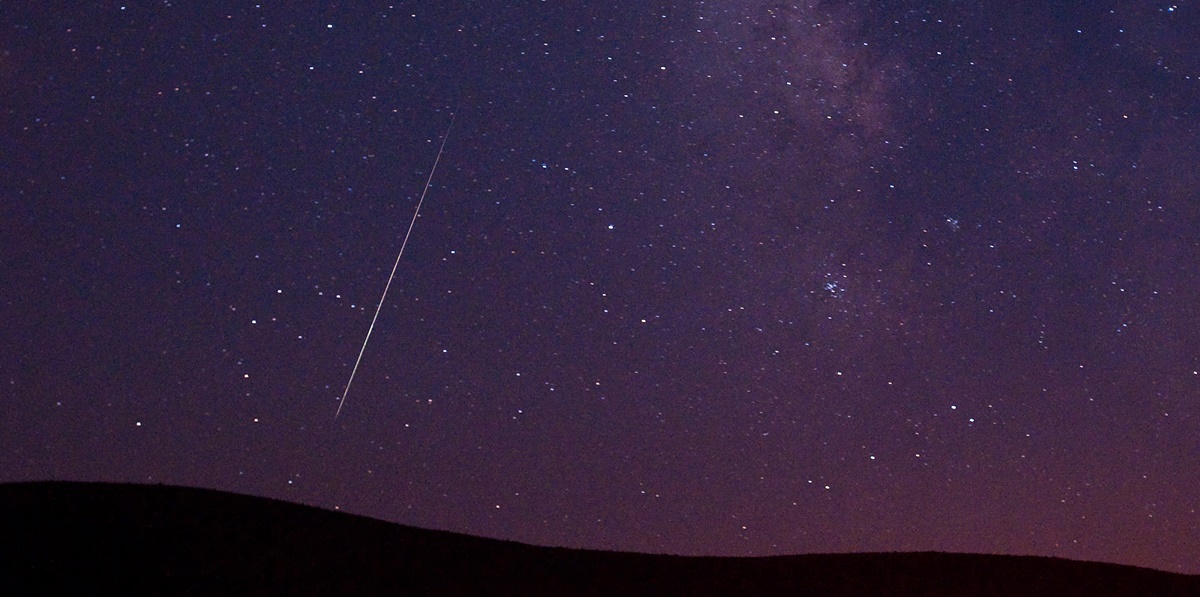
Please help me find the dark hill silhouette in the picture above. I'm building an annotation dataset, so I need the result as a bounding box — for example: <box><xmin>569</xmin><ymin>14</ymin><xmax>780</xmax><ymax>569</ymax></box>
<box><xmin>1</xmin><ymin>481</ymin><xmax>1195</xmax><ymax>595</ymax></box>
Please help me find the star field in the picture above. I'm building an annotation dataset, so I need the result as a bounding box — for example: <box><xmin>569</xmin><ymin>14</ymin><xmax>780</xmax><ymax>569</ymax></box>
<box><xmin>1</xmin><ymin>1</ymin><xmax>1198</xmax><ymax>574</ymax></box>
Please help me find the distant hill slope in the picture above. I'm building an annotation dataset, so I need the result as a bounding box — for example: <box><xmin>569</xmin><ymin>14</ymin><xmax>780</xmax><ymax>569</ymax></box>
<box><xmin>0</xmin><ymin>481</ymin><xmax>1195</xmax><ymax>595</ymax></box>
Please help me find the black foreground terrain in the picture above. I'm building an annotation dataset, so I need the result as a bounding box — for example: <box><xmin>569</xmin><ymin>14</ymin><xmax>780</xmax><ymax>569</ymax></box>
<box><xmin>1</xmin><ymin>481</ymin><xmax>1195</xmax><ymax>595</ymax></box>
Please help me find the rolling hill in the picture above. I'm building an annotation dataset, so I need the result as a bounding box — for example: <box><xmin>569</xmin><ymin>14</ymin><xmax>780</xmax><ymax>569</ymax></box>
<box><xmin>1</xmin><ymin>481</ymin><xmax>1195</xmax><ymax>595</ymax></box>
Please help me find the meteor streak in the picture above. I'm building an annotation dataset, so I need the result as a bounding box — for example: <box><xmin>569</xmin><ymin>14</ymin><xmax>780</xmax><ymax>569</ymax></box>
<box><xmin>335</xmin><ymin>112</ymin><xmax>455</xmax><ymax>419</ymax></box>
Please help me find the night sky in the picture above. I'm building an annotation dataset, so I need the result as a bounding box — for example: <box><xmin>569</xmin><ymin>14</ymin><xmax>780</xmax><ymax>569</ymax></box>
<box><xmin>3</xmin><ymin>1</ymin><xmax>1199</xmax><ymax>574</ymax></box>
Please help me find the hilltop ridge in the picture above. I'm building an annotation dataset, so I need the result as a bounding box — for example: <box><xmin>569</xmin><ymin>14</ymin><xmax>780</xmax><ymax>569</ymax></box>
<box><xmin>1</xmin><ymin>481</ymin><xmax>1195</xmax><ymax>595</ymax></box>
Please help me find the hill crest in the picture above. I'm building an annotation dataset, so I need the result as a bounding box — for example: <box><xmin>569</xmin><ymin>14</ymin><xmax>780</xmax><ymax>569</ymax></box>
<box><xmin>1</xmin><ymin>481</ymin><xmax>1195</xmax><ymax>595</ymax></box>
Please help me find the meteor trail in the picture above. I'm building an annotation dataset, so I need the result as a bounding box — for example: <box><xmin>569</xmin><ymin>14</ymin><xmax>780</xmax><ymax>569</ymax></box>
<box><xmin>335</xmin><ymin>112</ymin><xmax>455</xmax><ymax>419</ymax></box>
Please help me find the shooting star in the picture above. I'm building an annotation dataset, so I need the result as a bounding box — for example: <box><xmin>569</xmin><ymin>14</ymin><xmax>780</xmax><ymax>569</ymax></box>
<box><xmin>335</xmin><ymin>112</ymin><xmax>455</xmax><ymax>419</ymax></box>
